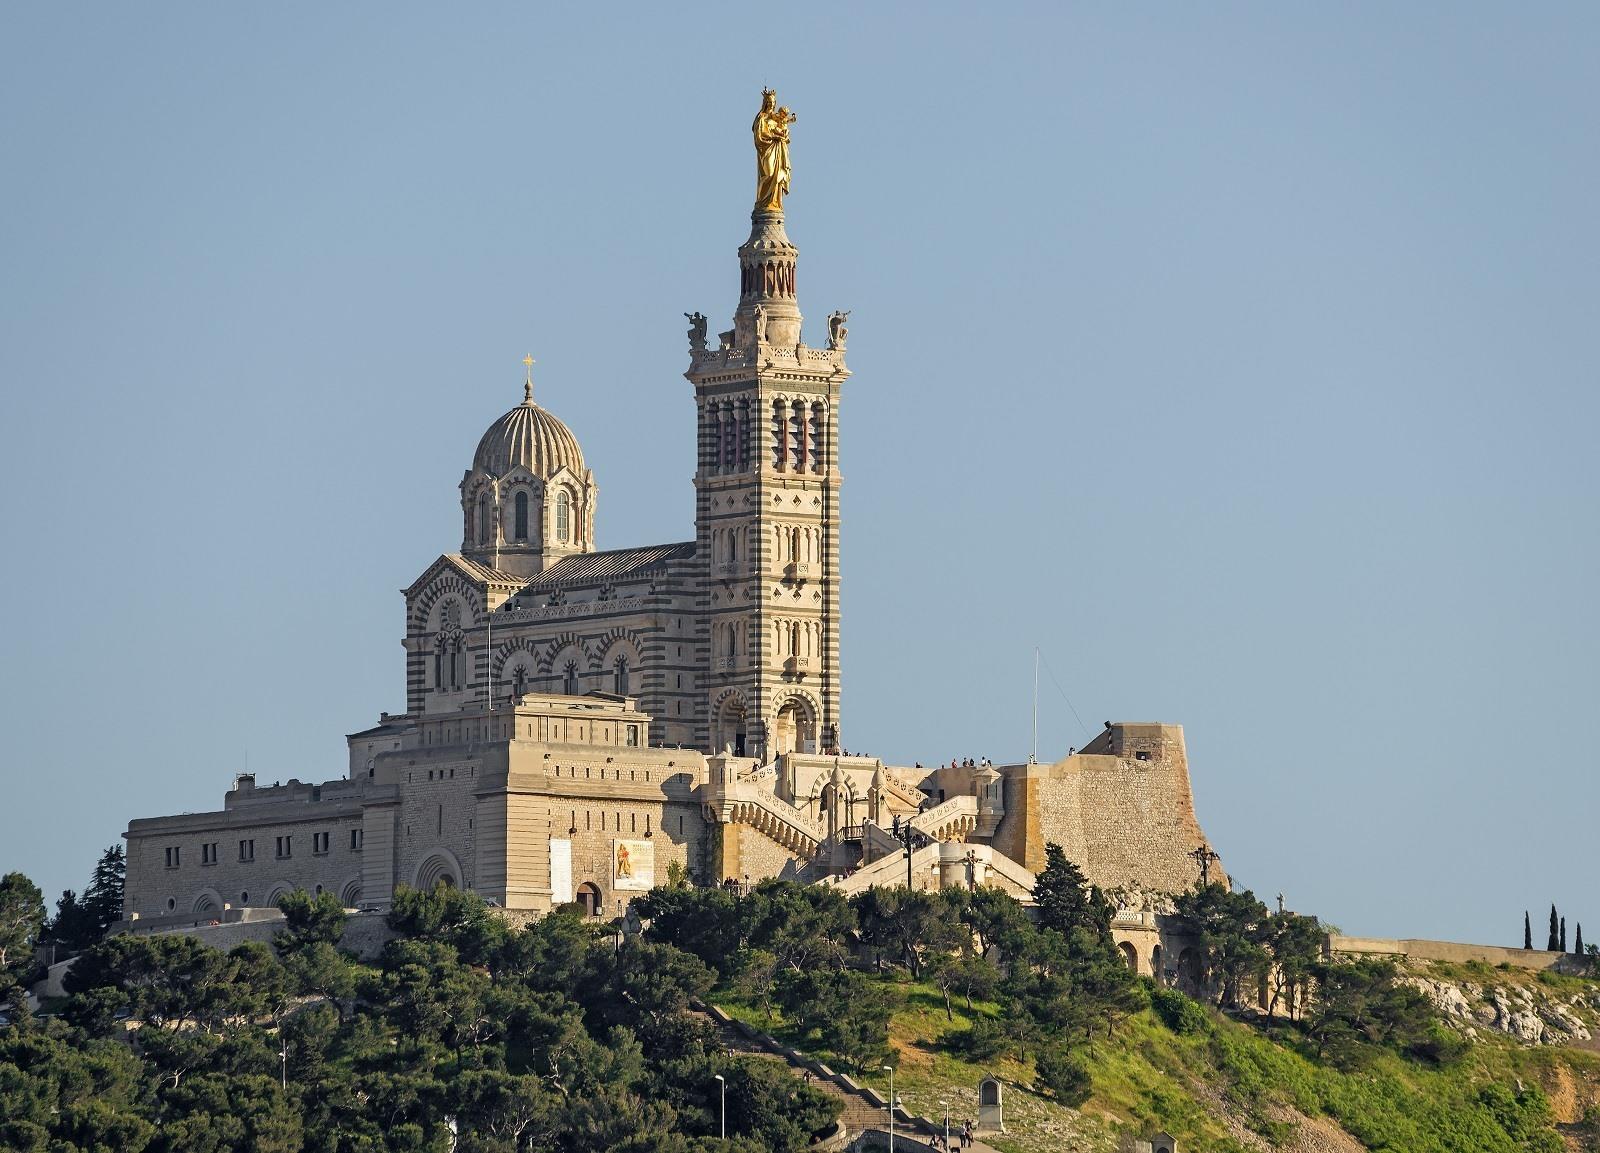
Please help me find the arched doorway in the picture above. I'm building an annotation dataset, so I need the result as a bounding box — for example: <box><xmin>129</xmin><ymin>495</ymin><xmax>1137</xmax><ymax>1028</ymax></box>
<box><xmin>1117</xmin><ymin>941</ymin><xmax>1138</xmax><ymax>973</ymax></box>
<box><xmin>1150</xmin><ymin>943</ymin><xmax>1164</xmax><ymax>985</ymax></box>
<box><xmin>773</xmin><ymin>697</ymin><xmax>816</xmax><ymax>755</ymax></box>
<box><xmin>1177</xmin><ymin>947</ymin><xmax>1202</xmax><ymax>994</ymax></box>
<box><xmin>715</xmin><ymin>694</ymin><xmax>749</xmax><ymax>757</ymax></box>
<box><xmin>415</xmin><ymin>852</ymin><xmax>460</xmax><ymax>891</ymax></box>
<box><xmin>575</xmin><ymin>882</ymin><xmax>602</xmax><ymax>918</ymax></box>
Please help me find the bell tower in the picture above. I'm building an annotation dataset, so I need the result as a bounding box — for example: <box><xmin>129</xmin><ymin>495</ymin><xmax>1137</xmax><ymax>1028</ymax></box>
<box><xmin>688</xmin><ymin>92</ymin><xmax>849</xmax><ymax>759</ymax></box>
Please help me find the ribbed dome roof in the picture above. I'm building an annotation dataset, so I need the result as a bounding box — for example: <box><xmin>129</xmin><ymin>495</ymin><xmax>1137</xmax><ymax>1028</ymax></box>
<box><xmin>472</xmin><ymin>385</ymin><xmax>585</xmax><ymax>479</ymax></box>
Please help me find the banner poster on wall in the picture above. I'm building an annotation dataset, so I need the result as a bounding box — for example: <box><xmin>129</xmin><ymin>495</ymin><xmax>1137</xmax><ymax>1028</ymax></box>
<box><xmin>549</xmin><ymin>839</ymin><xmax>573</xmax><ymax>906</ymax></box>
<box><xmin>612</xmin><ymin>838</ymin><xmax>654</xmax><ymax>891</ymax></box>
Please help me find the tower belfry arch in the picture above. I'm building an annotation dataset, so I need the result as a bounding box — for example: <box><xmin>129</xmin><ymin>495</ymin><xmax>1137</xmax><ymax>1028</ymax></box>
<box><xmin>687</xmin><ymin>90</ymin><xmax>849</xmax><ymax>759</ymax></box>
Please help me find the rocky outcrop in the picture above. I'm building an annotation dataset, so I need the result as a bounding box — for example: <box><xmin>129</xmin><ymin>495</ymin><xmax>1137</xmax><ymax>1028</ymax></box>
<box><xmin>1402</xmin><ymin>973</ymin><xmax>1594</xmax><ymax>1046</ymax></box>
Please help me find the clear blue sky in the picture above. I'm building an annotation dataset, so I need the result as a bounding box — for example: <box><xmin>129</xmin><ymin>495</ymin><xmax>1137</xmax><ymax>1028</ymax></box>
<box><xmin>2</xmin><ymin>4</ymin><xmax>1595</xmax><ymax>946</ymax></box>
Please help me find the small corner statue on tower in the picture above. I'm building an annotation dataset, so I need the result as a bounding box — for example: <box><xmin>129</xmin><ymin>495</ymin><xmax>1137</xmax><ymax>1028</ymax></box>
<box><xmin>753</xmin><ymin>88</ymin><xmax>797</xmax><ymax>212</ymax></box>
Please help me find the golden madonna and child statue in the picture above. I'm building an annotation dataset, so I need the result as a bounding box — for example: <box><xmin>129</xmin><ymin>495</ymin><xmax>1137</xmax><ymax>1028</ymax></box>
<box><xmin>753</xmin><ymin>88</ymin><xmax>797</xmax><ymax>212</ymax></box>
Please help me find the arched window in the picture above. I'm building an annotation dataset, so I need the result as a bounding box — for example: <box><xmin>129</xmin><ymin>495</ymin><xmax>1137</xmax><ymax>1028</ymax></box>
<box><xmin>514</xmin><ymin>491</ymin><xmax>529</xmax><ymax>541</ymax></box>
<box><xmin>433</xmin><ymin>643</ymin><xmax>443</xmax><ymax>689</ymax></box>
<box><xmin>614</xmin><ymin>656</ymin><xmax>629</xmax><ymax>695</ymax></box>
<box><xmin>477</xmin><ymin>493</ymin><xmax>491</xmax><ymax>546</ymax></box>
<box><xmin>564</xmin><ymin>660</ymin><xmax>579</xmax><ymax>696</ymax></box>
<box><xmin>511</xmin><ymin>664</ymin><xmax>528</xmax><ymax>698</ymax></box>
<box><xmin>556</xmin><ymin>490</ymin><xmax>571</xmax><ymax>542</ymax></box>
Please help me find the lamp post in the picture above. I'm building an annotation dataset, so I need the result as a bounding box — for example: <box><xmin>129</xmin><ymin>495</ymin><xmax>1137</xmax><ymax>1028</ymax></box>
<box><xmin>882</xmin><ymin>1064</ymin><xmax>894</xmax><ymax>1151</ymax></box>
<box><xmin>940</xmin><ymin>1099</ymin><xmax>949</xmax><ymax>1151</ymax></box>
<box><xmin>280</xmin><ymin>1035</ymin><xmax>288</xmax><ymax>1090</ymax></box>
<box><xmin>895</xmin><ymin>821</ymin><xmax>917</xmax><ymax>890</ymax></box>
<box><xmin>713</xmin><ymin>1073</ymin><xmax>725</xmax><ymax>1139</ymax></box>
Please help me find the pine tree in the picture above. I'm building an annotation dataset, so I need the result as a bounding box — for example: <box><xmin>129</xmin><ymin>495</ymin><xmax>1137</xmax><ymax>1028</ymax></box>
<box><xmin>1524</xmin><ymin>910</ymin><xmax>1532</xmax><ymax>950</ymax></box>
<box><xmin>48</xmin><ymin>889</ymin><xmax>98</xmax><ymax>950</ymax></box>
<box><xmin>1561</xmin><ymin>917</ymin><xmax>1568</xmax><ymax>953</ymax></box>
<box><xmin>80</xmin><ymin>845</ymin><xmax>125</xmax><ymax>939</ymax></box>
<box><xmin>1578</xmin><ymin>924</ymin><xmax>1585</xmax><ymax>955</ymax></box>
<box><xmin>1548</xmin><ymin>904</ymin><xmax>1560</xmax><ymax>952</ymax></box>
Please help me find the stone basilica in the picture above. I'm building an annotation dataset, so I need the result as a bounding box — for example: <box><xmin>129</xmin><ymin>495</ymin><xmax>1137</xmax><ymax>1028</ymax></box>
<box><xmin>123</xmin><ymin>98</ymin><xmax>1226</xmax><ymax>978</ymax></box>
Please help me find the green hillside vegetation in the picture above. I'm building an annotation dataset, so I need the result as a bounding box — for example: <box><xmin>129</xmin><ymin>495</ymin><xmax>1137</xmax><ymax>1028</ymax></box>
<box><xmin>5</xmin><ymin>852</ymin><xmax>1599</xmax><ymax>1152</ymax></box>
<box><xmin>638</xmin><ymin>850</ymin><xmax>1600</xmax><ymax>1153</ymax></box>
<box><xmin>0</xmin><ymin>875</ymin><xmax>839</xmax><ymax>1153</ymax></box>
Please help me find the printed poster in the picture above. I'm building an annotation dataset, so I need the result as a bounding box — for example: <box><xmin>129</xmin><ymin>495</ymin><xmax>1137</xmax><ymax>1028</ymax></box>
<box><xmin>612</xmin><ymin>838</ymin><xmax>654</xmax><ymax>891</ymax></box>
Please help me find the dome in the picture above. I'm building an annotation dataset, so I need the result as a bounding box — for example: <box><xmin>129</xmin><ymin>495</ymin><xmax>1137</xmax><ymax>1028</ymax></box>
<box><xmin>472</xmin><ymin>384</ymin><xmax>586</xmax><ymax>479</ymax></box>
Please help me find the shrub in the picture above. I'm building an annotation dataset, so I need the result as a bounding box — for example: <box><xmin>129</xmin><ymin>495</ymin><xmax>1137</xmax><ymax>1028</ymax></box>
<box><xmin>942</xmin><ymin>1017</ymin><xmax>1007</xmax><ymax>1061</ymax></box>
<box><xmin>1152</xmin><ymin>987</ymin><xmax>1210</xmax><ymax>1035</ymax></box>
<box><xmin>1035</xmin><ymin>1045</ymin><xmax>1092</xmax><ymax>1106</ymax></box>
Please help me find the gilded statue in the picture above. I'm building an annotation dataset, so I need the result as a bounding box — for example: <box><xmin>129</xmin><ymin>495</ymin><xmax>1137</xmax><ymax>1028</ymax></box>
<box><xmin>753</xmin><ymin>88</ymin><xmax>797</xmax><ymax>212</ymax></box>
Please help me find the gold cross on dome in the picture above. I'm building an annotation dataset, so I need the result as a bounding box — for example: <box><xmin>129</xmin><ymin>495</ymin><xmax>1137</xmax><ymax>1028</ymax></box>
<box><xmin>521</xmin><ymin>353</ymin><xmax>536</xmax><ymax>401</ymax></box>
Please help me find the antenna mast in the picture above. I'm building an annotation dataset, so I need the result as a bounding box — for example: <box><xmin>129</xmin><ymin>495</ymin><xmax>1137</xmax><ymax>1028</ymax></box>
<box><xmin>1031</xmin><ymin>647</ymin><xmax>1039</xmax><ymax>764</ymax></box>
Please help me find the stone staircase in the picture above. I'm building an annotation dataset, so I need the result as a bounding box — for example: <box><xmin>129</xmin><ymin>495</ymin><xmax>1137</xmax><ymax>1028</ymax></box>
<box><xmin>822</xmin><ymin>841</ymin><xmax>943</xmax><ymax>896</ymax></box>
<box><xmin>908</xmin><ymin>794</ymin><xmax>979</xmax><ymax>842</ymax></box>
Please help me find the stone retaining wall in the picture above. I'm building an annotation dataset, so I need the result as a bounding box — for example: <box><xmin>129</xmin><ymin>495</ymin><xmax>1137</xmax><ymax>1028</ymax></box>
<box><xmin>1328</xmin><ymin>935</ymin><xmax>1593</xmax><ymax>975</ymax></box>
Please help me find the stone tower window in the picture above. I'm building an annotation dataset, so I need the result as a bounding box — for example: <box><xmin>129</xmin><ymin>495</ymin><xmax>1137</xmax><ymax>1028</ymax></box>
<box><xmin>477</xmin><ymin>492</ymin><xmax>491</xmax><ymax>546</ymax></box>
<box><xmin>614</xmin><ymin>656</ymin><xmax>629</xmax><ymax>695</ymax></box>
<box><xmin>564</xmin><ymin>660</ymin><xmax>579</xmax><ymax>697</ymax></box>
<box><xmin>790</xmin><ymin>401</ymin><xmax>806</xmax><ymax>471</ymax></box>
<box><xmin>772</xmin><ymin>400</ymin><xmax>787</xmax><ymax>469</ymax></box>
<box><xmin>514</xmin><ymin>491</ymin><xmax>530</xmax><ymax>541</ymax></box>
<box><xmin>556</xmin><ymin>490</ymin><xmax>571</xmax><ymax>542</ymax></box>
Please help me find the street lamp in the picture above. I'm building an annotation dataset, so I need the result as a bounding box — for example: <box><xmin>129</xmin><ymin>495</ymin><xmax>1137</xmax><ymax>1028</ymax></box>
<box><xmin>882</xmin><ymin>1064</ymin><xmax>894</xmax><ymax>1152</ymax></box>
<box><xmin>713</xmin><ymin>1073</ymin><xmax>726</xmax><ymax>1139</ymax></box>
<box><xmin>940</xmin><ymin>1099</ymin><xmax>949</xmax><ymax>1151</ymax></box>
<box><xmin>894</xmin><ymin>821</ymin><xmax>918</xmax><ymax>889</ymax></box>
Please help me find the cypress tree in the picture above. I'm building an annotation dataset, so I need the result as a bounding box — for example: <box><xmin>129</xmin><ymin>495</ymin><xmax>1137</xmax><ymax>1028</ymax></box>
<box><xmin>1577</xmin><ymin>923</ymin><xmax>1585</xmax><ymax>955</ymax></box>
<box><xmin>1548</xmin><ymin>904</ymin><xmax>1560</xmax><ymax>952</ymax></box>
<box><xmin>1561</xmin><ymin>917</ymin><xmax>1568</xmax><ymax>952</ymax></box>
<box><xmin>1524</xmin><ymin>910</ymin><xmax>1532</xmax><ymax>950</ymax></box>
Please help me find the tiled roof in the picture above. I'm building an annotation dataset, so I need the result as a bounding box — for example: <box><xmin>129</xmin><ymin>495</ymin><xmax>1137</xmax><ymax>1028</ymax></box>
<box><xmin>526</xmin><ymin>541</ymin><xmax>696</xmax><ymax>586</ymax></box>
<box><xmin>445</xmin><ymin>554</ymin><xmax>525</xmax><ymax>585</ymax></box>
